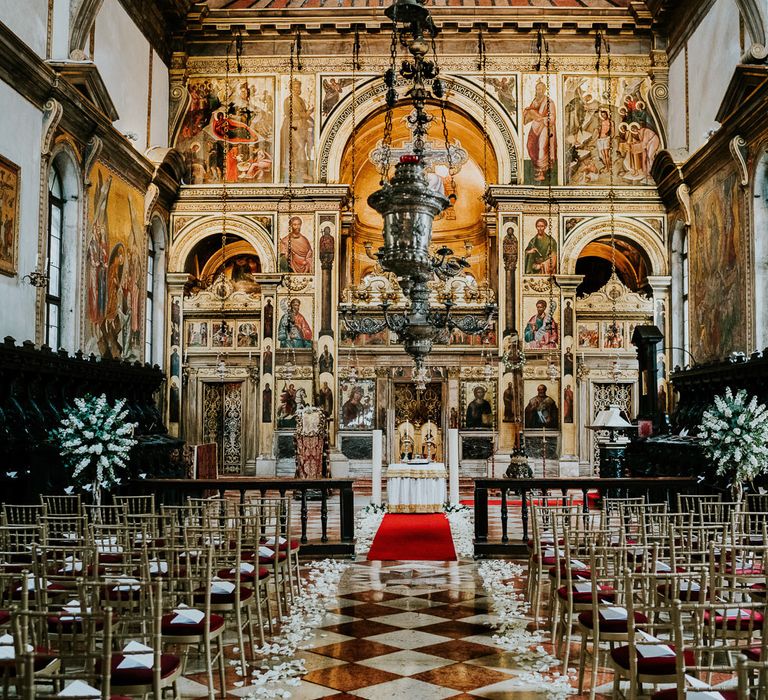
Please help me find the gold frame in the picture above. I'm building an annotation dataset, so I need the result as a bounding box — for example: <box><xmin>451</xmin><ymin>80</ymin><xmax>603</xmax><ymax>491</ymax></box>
<box><xmin>0</xmin><ymin>153</ymin><xmax>21</xmax><ymax>277</ymax></box>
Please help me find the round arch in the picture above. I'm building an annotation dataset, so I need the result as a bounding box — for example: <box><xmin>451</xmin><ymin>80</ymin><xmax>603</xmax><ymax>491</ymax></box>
<box><xmin>169</xmin><ymin>214</ymin><xmax>276</xmax><ymax>273</ymax></box>
<box><xmin>317</xmin><ymin>74</ymin><xmax>519</xmax><ymax>185</ymax></box>
<box><xmin>45</xmin><ymin>141</ymin><xmax>83</xmax><ymax>352</ymax></box>
<box><xmin>562</xmin><ymin>217</ymin><xmax>667</xmax><ymax>278</ymax></box>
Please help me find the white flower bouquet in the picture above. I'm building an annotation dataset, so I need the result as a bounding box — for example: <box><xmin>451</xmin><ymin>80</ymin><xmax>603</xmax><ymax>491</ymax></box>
<box><xmin>698</xmin><ymin>387</ymin><xmax>768</xmax><ymax>500</ymax></box>
<box><xmin>50</xmin><ymin>394</ymin><xmax>137</xmax><ymax>505</ymax></box>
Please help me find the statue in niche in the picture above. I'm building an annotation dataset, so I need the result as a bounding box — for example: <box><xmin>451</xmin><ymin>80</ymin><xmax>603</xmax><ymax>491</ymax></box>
<box><xmin>318</xmin><ymin>381</ymin><xmax>334</xmax><ymax>417</ymax></box>
<box><xmin>263</xmin><ymin>346</ymin><xmax>272</xmax><ymax>375</ymax></box>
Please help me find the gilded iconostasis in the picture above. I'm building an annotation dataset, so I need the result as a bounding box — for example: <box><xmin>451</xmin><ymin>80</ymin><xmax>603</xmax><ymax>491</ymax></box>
<box><xmin>163</xmin><ymin>36</ymin><xmax>674</xmax><ymax>477</ymax></box>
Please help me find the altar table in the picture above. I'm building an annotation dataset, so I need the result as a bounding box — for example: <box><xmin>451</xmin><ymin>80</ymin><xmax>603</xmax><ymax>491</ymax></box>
<box><xmin>386</xmin><ymin>461</ymin><xmax>447</xmax><ymax>513</ymax></box>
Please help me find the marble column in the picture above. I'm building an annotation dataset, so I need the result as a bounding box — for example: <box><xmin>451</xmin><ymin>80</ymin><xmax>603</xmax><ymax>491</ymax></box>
<box><xmin>165</xmin><ymin>272</ymin><xmax>192</xmax><ymax>438</ymax></box>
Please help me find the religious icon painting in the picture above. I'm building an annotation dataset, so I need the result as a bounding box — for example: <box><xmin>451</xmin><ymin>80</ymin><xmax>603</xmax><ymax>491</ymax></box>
<box><xmin>276</xmin><ymin>378</ymin><xmax>314</xmax><ymax>430</ymax></box>
<box><xmin>277</xmin><ymin>295</ymin><xmax>313</xmax><ymax>349</ymax></box>
<box><xmin>235</xmin><ymin>320</ymin><xmax>260</xmax><ymax>348</ymax></box>
<box><xmin>339</xmin><ymin>379</ymin><xmax>375</xmax><ymax>430</ymax></box>
<box><xmin>522</xmin><ymin>296</ymin><xmax>559</xmax><ymax>351</ymax></box>
<box><xmin>84</xmin><ymin>162</ymin><xmax>146</xmax><ymax>363</ymax></box>
<box><xmin>522</xmin><ymin>215</ymin><xmax>558</xmax><ymax>276</ymax></box>
<box><xmin>342</xmin><ymin>324</ymin><xmax>388</xmax><ymax>347</ymax></box>
<box><xmin>174</xmin><ymin>75</ymin><xmax>275</xmax><ymax>185</ymax></box>
<box><xmin>521</xmin><ymin>73</ymin><xmax>558</xmax><ymax>186</ymax></box>
<box><xmin>319</xmin><ymin>75</ymin><xmax>366</xmax><ymax>125</ymax></box>
<box><xmin>206</xmin><ymin>248</ymin><xmax>262</xmax><ymax>294</ymax></box>
<box><xmin>277</xmin><ymin>213</ymin><xmax>314</xmax><ymax>274</ymax></box>
<box><xmin>483</xmin><ymin>75</ymin><xmax>518</xmax><ymax>125</ymax></box>
<box><xmin>0</xmin><ymin>154</ymin><xmax>20</xmax><ymax>276</ymax></box>
<box><xmin>211</xmin><ymin>320</ymin><xmax>234</xmax><ymax>348</ymax></box>
<box><xmin>602</xmin><ymin>320</ymin><xmax>625</xmax><ymax>349</ymax></box>
<box><xmin>577</xmin><ymin>321</ymin><xmax>599</xmax><ymax>349</ymax></box>
<box><xmin>186</xmin><ymin>320</ymin><xmax>209</xmax><ymax>348</ymax></box>
<box><xmin>461</xmin><ymin>380</ymin><xmax>496</xmax><ymax>431</ymax></box>
<box><xmin>279</xmin><ymin>75</ymin><xmax>315</xmax><ymax>184</ymax></box>
<box><xmin>523</xmin><ymin>379</ymin><xmax>560</xmax><ymax>431</ymax></box>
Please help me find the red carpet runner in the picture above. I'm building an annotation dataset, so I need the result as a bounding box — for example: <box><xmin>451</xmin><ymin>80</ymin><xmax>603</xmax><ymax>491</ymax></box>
<box><xmin>367</xmin><ymin>513</ymin><xmax>457</xmax><ymax>561</ymax></box>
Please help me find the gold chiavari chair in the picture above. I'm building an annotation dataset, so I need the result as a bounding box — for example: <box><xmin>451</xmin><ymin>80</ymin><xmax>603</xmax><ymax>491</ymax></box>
<box><xmin>159</xmin><ymin>543</ymin><xmax>227</xmax><ymax>700</ymax></box>
<box><xmin>184</xmin><ymin>523</ymin><xmax>257</xmax><ymax>671</ymax></box>
<box><xmin>39</xmin><ymin>495</ymin><xmax>81</xmax><ymax>516</ymax></box>
<box><xmin>609</xmin><ymin>569</ymin><xmax>703</xmax><ymax>699</ymax></box>
<box><xmin>647</xmin><ymin>596</ymin><xmax>763</xmax><ymax>699</ymax></box>
<box><xmin>746</xmin><ymin>492</ymin><xmax>768</xmax><ymax>514</ymax></box>
<box><xmin>112</xmin><ymin>495</ymin><xmax>155</xmax><ymax>516</ymax></box>
<box><xmin>13</xmin><ymin>603</ymin><xmax>117</xmax><ymax>700</ymax></box>
<box><xmin>39</xmin><ymin>514</ymin><xmax>87</xmax><ymax>548</ymax></box>
<box><xmin>1</xmin><ymin>505</ymin><xmax>45</xmax><ymax>527</ymax></box>
<box><xmin>575</xmin><ymin>542</ymin><xmax>632</xmax><ymax>698</ymax></box>
<box><xmin>527</xmin><ymin>501</ymin><xmax>571</xmax><ymax>625</ymax></box>
<box><xmin>737</xmin><ymin>657</ymin><xmax>768</xmax><ymax>699</ymax></box>
<box><xmin>80</xmin><ymin>576</ymin><xmax>182</xmax><ymax>699</ymax></box>
<box><xmin>82</xmin><ymin>505</ymin><xmax>126</xmax><ymax>527</ymax></box>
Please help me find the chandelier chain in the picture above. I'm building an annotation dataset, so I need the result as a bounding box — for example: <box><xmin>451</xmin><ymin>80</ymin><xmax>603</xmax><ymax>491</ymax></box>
<box><xmin>381</xmin><ymin>4</ymin><xmax>399</xmax><ymax>181</ymax></box>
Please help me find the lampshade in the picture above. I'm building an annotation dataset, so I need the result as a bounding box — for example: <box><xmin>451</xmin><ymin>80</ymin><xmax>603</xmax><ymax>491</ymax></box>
<box><xmin>587</xmin><ymin>404</ymin><xmax>634</xmax><ymax>431</ymax></box>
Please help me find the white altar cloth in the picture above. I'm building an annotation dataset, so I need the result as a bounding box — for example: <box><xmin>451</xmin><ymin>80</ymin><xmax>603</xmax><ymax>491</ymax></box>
<box><xmin>386</xmin><ymin>461</ymin><xmax>447</xmax><ymax>513</ymax></box>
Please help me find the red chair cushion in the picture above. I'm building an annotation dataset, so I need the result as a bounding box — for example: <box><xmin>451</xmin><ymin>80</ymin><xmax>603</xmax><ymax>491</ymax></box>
<box><xmin>749</xmin><ymin>582</ymin><xmax>766</xmax><ymax>600</ymax></box>
<box><xmin>702</xmin><ymin>609</ymin><xmax>764</xmax><ymax>631</ymax></box>
<box><xmin>656</xmin><ymin>583</ymin><xmax>705</xmax><ymax>601</ymax></box>
<box><xmin>0</xmin><ymin>648</ymin><xmax>58</xmax><ymax>672</ymax></box>
<box><xmin>557</xmin><ymin>585</ymin><xmax>615</xmax><ymax>604</ymax></box>
<box><xmin>0</xmin><ymin>610</ymin><xmax>9</xmax><ymax>625</ymax></box>
<box><xmin>611</xmin><ymin>644</ymin><xmax>692</xmax><ymax>675</ymax></box>
<box><xmin>260</xmin><ymin>537</ymin><xmax>300</xmax><ymax>551</ymax></box>
<box><xmin>257</xmin><ymin>551</ymin><xmax>287</xmax><ymax>564</ymax></box>
<box><xmin>216</xmin><ymin>567</ymin><xmax>270</xmax><ymax>582</ymax></box>
<box><xmin>108</xmin><ymin>653</ymin><xmax>181</xmax><ymax>686</ymax></box>
<box><xmin>652</xmin><ymin>689</ymin><xmax>737</xmax><ymax>700</ymax></box>
<box><xmin>548</xmin><ymin>566</ymin><xmax>591</xmax><ymax>579</ymax></box>
<box><xmin>160</xmin><ymin>613</ymin><xmax>225</xmax><ymax>636</ymax></box>
<box><xmin>193</xmin><ymin>586</ymin><xmax>254</xmax><ymax>605</ymax></box>
<box><xmin>577</xmin><ymin>610</ymin><xmax>648</xmax><ymax>633</ymax></box>
<box><xmin>46</xmin><ymin>614</ymin><xmax>106</xmax><ymax>633</ymax></box>
<box><xmin>744</xmin><ymin>647</ymin><xmax>761</xmax><ymax>661</ymax></box>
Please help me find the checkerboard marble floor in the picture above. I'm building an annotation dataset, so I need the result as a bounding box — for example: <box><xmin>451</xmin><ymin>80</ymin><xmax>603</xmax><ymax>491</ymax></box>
<box><xmin>176</xmin><ymin>554</ymin><xmax>618</xmax><ymax>699</ymax></box>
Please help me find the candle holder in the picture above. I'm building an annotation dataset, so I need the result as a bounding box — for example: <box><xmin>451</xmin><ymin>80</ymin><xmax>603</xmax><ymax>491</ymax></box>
<box><xmin>22</xmin><ymin>267</ymin><xmax>49</xmax><ymax>288</ymax></box>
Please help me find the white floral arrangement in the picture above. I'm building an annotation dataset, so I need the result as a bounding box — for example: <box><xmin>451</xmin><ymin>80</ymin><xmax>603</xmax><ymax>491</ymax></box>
<box><xmin>50</xmin><ymin>394</ymin><xmax>137</xmax><ymax>503</ymax></box>
<box><xmin>698</xmin><ymin>387</ymin><xmax>768</xmax><ymax>497</ymax></box>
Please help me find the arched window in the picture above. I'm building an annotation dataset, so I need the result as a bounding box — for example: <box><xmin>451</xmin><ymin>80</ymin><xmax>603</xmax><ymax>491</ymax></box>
<box><xmin>681</xmin><ymin>232</ymin><xmax>690</xmax><ymax>355</ymax></box>
<box><xmin>46</xmin><ymin>166</ymin><xmax>64</xmax><ymax>348</ymax></box>
<box><xmin>145</xmin><ymin>235</ymin><xmax>155</xmax><ymax>362</ymax></box>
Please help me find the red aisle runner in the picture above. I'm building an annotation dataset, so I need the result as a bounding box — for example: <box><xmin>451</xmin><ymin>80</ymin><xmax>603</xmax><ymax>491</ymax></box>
<box><xmin>367</xmin><ymin>513</ymin><xmax>457</xmax><ymax>561</ymax></box>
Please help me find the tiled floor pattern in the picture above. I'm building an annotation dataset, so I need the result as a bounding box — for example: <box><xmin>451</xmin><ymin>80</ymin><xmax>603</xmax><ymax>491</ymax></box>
<box><xmin>175</xmin><ymin>556</ymin><xmax>623</xmax><ymax>699</ymax></box>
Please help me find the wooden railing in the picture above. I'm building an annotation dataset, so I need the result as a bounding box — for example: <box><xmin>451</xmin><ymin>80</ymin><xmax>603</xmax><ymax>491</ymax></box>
<box><xmin>473</xmin><ymin>476</ymin><xmax>700</xmax><ymax>556</ymax></box>
<box><xmin>137</xmin><ymin>478</ymin><xmax>355</xmax><ymax>556</ymax></box>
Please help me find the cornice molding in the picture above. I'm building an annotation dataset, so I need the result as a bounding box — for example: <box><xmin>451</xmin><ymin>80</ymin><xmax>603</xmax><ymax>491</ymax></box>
<box><xmin>0</xmin><ymin>21</ymin><xmax>180</xmax><ymax>207</ymax></box>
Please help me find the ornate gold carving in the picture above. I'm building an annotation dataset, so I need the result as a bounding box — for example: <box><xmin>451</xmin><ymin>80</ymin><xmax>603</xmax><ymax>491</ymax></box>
<box><xmin>729</xmin><ymin>135</ymin><xmax>750</xmax><ymax>187</ymax></box>
<box><xmin>575</xmin><ymin>275</ymin><xmax>654</xmax><ymax>316</ymax></box>
<box><xmin>41</xmin><ymin>99</ymin><xmax>63</xmax><ymax>157</ymax></box>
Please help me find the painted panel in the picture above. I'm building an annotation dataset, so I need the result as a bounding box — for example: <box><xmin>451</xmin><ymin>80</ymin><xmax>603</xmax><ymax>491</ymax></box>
<box><xmin>83</xmin><ymin>162</ymin><xmax>146</xmax><ymax>361</ymax></box>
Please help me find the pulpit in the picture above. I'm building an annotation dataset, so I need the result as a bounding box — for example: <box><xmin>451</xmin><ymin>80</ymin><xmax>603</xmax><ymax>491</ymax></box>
<box><xmin>386</xmin><ymin>460</ymin><xmax>447</xmax><ymax>513</ymax></box>
<box><xmin>294</xmin><ymin>407</ymin><xmax>328</xmax><ymax>479</ymax></box>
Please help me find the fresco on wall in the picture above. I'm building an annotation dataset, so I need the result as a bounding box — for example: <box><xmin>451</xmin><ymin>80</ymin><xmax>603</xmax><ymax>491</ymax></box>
<box><xmin>563</xmin><ymin>75</ymin><xmax>660</xmax><ymax>186</ymax></box>
<box><xmin>0</xmin><ymin>154</ymin><xmax>20</xmax><ymax>276</ymax></box>
<box><xmin>279</xmin><ymin>76</ymin><xmax>315</xmax><ymax>183</ymax></box>
<box><xmin>522</xmin><ymin>74</ymin><xmax>557</xmax><ymax>185</ymax></box>
<box><xmin>320</xmin><ymin>76</ymin><xmax>361</xmax><ymax>124</ymax></box>
<box><xmin>339</xmin><ymin>379</ymin><xmax>375</xmax><ymax>430</ymax></box>
<box><xmin>84</xmin><ymin>163</ymin><xmax>146</xmax><ymax>361</ymax></box>
<box><xmin>690</xmin><ymin>167</ymin><xmax>745</xmax><ymax>363</ymax></box>
<box><xmin>177</xmin><ymin>76</ymin><xmax>274</xmax><ymax>184</ymax></box>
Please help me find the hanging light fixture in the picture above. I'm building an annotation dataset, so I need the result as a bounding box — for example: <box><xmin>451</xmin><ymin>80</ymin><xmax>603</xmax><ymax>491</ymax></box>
<box><xmin>340</xmin><ymin>0</ymin><xmax>496</xmax><ymax>381</ymax></box>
